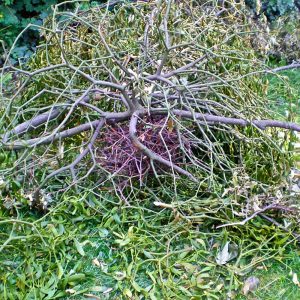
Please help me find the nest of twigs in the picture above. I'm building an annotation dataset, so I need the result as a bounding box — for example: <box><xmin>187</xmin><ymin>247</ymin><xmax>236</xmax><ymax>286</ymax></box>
<box><xmin>96</xmin><ymin>116</ymin><xmax>192</xmax><ymax>184</ymax></box>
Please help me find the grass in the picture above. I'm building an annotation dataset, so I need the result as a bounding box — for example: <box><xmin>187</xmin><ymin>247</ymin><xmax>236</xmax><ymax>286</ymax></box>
<box><xmin>1</xmin><ymin>192</ymin><xmax>300</xmax><ymax>299</ymax></box>
<box><xmin>0</xmin><ymin>68</ymin><xmax>300</xmax><ymax>299</ymax></box>
<box><xmin>244</xmin><ymin>251</ymin><xmax>300</xmax><ymax>300</ymax></box>
<box><xmin>267</xmin><ymin>62</ymin><xmax>300</xmax><ymax>123</ymax></box>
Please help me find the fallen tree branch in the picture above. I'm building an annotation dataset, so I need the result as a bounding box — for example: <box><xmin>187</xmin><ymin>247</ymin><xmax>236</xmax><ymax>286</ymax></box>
<box><xmin>3</xmin><ymin>108</ymin><xmax>300</xmax><ymax>150</ymax></box>
<box><xmin>172</xmin><ymin>109</ymin><xmax>300</xmax><ymax>131</ymax></box>
<box><xmin>2</xmin><ymin>0</ymin><xmax>300</xmax><ymax>194</ymax></box>
<box><xmin>1</xmin><ymin>111</ymin><xmax>131</xmax><ymax>149</ymax></box>
<box><xmin>216</xmin><ymin>204</ymin><xmax>298</xmax><ymax>229</ymax></box>
<box><xmin>259</xmin><ymin>213</ymin><xmax>300</xmax><ymax>243</ymax></box>
<box><xmin>2</xmin><ymin>120</ymin><xmax>101</xmax><ymax>150</ymax></box>
<box><xmin>270</xmin><ymin>63</ymin><xmax>300</xmax><ymax>73</ymax></box>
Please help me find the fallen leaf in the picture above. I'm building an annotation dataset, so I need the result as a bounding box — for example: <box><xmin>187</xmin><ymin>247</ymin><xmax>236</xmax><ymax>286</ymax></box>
<box><xmin>92</xmin><ymin>258</ymin><xmax>101</xmax><ymax>267</ymax></box>
<box><xmin>90</xmin><ymin>286</ymin><xmax>109</xmax><ymax>292</ymax></box>
<box><xmin>216</xmin><ymin>242</ymin><xmax>238</xmax><ymax>265</ymax></box>
<box><xmin>292</xmin><ymin>272</ymin><xmax>300</xmax><ymax>286</ymax></box>
<box><xmin>256</xmin><ymin>265</ymin><xmax>267</xmax><ymax>270</ymax></box>
<box><xmin>74</xmin><ymin>239</ymin><xmax>85</xmax><ymax>256</ymax></box>
<box><xmin>114</xmin><ymin>271</ymin><xmax>126</xmax><ymax>281</ymax></box>
<box><xmin>83</xmin><ymin>294</ymin><xmax>101</xmax><ymax>300</ymax></box>
<box><xmin>153</xmin><ymin>201</ymin><xmax>174</xmax><ymax>209</ymax></box>
<box><xmin>291</xmin><ymin>184</ymin><xmax>300</xmax><ymax>193</ymax></box>
<box><xmin>124</xmin><ymin>288</ymin><xmax>133</xmax><ymax>298</ymax></box>
<box><xmin>243</xmin><ymin>276</ymin><xmax>260</xmax><ymax>295</ymax></box>
<box><xmin>103</xmin><ymin>287</ymin><xmax>113</xmax><ymax>294</ymax></box>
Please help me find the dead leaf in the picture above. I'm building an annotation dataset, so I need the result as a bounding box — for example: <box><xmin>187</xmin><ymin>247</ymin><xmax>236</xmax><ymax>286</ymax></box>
<box><xmin>167</xmin><ymin>119</ymin><xmax>174</xmax><ymax>132</ymax></box>
<box><xmin>92</xmin><ymin>258</ymin><xmax>101</xmax><ymax>267</ymax></box>
<box><xmin>66</xmin><ymin>289</ymin><xmax>76</xmax><ymax>294</ymax></box>
<box><xmin>292</xmin><ymin>272</ymin><xmax>300</xmax><ymax>287</ymax></box>
<box><xmin>243</xmin><ymin>276</ymin><xmax>260</xmax><ymax>295</ymax></box>
<box><xmin>216</xmin><ymin>242</ymin><xmax>238</xmax><ymax>265</ymax></box>
<box><xmin>103</xmin><ymin>287</ymin><xmax>113</xmax><ymax>294</ymax></box>
<box><xmin>292</xmin><ymin>184</ymin><xmax>300</xmax><ymax>193</ymax></box>
<box><xmin>83</xmin><ymin>294</ymin><xmax>101</xmax><ymax>300</ymax></box>
<box><xmin>256</xmin><ymin>265</ymin><xmax>267</xmax><ymax>270</ymax></box>
<box><xmin>153</xmin><ymin>201</ymin><xmax>174</xmax><ymax>209</ymax></box>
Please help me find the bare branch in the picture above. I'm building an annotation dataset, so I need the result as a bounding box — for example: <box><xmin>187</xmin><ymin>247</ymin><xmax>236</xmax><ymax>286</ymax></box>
<box><xmin>171</xmin><ymin>109</ymin><xmax>300</xmax><ymax>132</ymax></box>
<box><xmin>36</xmin><ymin>118</ymin><xmax>105</xmax><ymax>190</ymax></box>
<box><xmin>2</xmin><ymin>120</ymin><xmax>101</xmax><ymax>150</ymax></box>
<box><xmin>216</xmin><ymin>204</ymin><xmax>297</xmax><ymax>228</ymax></box>
<box><xmin>270</xmin><ymin>63</ymin><xmax>300</xmax><ymax>73</ymax></box>
<box><xmin>163</xmin><ymin>55</ymin><xmax>207</xmax><ymax>79</ymax></box>
<box><xmin>2</xmin><ymin>111</ymin><xmax>131</xmax><ymax>150</ymax></box>
<box><xmin>4</xmin><ymin>106</ymin><xmax>300</xmax><ymax>150</ymax></box>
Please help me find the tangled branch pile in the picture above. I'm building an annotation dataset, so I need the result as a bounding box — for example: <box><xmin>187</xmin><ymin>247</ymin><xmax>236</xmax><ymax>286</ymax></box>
<box><xmin>0</xmin><ymin>0</ymin><xmax>299</xmax><ymax>204</ymax></box>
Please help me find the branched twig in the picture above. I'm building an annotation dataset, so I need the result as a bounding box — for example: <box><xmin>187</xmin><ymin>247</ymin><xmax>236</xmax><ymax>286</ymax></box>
<box><xmin>36</xmin><ymin>118</ymin><xmax>105</xmax><ymax>192</ymax></box>
<box><xmin>259</xmin><ymin>213</ymin><xmax>300</xmax><ymax>243</ymax></box>
<box><xmin>3</xmin><ymin>108</ymin><xmax>300</xmax><ymax>150</ymax></box>
<box><xmin>217</xmin><ymin>204</ymin><xmax>299</xmax><ymax>229</ymax></box>
<box><xmin>270</xmin><ymin>63</ymin><xmax>300</xmax><ymax>73</ymax></box>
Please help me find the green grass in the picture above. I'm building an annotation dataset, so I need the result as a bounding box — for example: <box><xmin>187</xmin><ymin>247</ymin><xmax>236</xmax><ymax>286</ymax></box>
<box><xmin>245</xmin><ymin>251</ymin><xmax>300</xmax><ymax>300</ymax></box>
<box><xmin>1</xmin><ymin>192</ymin><xmax>300</xmax><ymax>299</ymax></box>
<box><xmin>267</xmin><ymin>64</ymin><xmax>300</xmax><ymax>123</ymax></box>
<box><xmin>0</xmin><ymin>68</ymin><xmax>300</xmax><ymax>299</ymax></box>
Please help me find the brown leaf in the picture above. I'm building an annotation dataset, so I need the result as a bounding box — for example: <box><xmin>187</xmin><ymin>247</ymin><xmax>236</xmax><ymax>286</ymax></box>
<box><xmin>243</xmin><ymin>276</ymin><xmax>260</xmax><ymax>295</ymax></box>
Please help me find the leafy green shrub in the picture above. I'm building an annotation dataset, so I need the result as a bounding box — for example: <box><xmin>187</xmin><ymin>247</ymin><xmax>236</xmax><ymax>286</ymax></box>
<box><xmin>0</xmin><ymin>0</ymin><xmax>107</xmax><ymax>63</ymax></box>
<box><xmin>246</xmin><ymin>11</ymin><xmax>300</xmax><ymax>62</ymax></box>
<box><xmin>245</xmin><ymin>0</ymin><xmax>300</xmax><ymax>21</ymax></box>
<box><xmin>0</xmin><ymin>0</ymin><xmax>61</xmax><ymax>60</ymax></box>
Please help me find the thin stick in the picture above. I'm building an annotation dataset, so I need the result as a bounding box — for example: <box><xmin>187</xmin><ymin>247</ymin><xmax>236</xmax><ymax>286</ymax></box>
<box><xmin>259</xmin><ymin>213</ymin><xmax>300</xmax><ymax>243</ymax></box>
<box><xmin>217</xmin><ymin>204</ymin><xmax>299</xmax><ymax>229</ymax></box>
